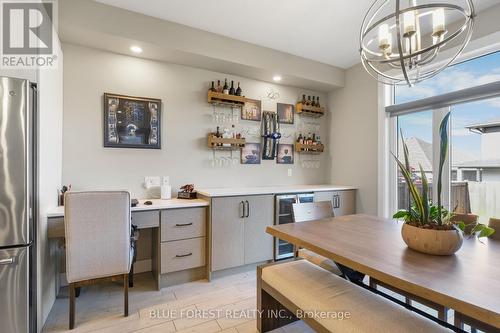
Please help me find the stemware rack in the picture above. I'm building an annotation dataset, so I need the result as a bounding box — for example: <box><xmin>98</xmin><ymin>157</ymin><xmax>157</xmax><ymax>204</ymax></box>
<box><xmin>295</xmin><ymin>143</ymin><xmax>324</xmax><ymax>153</ymax></box>
<box><xmin>207</xmin><ymin>133</ymin><xmax>246</xmax><ymax>150</ymax></box>
<box><xmin>296</xmin><ymin>103</ymin><xmax>326</xmax><ymax>117</ymax></box>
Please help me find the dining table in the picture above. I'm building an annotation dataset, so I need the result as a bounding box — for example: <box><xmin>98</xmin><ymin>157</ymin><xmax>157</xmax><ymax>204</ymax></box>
<box><xmin>266</xmin><ymin>214</ymin><xmax>500</xmax><ymax>330</ymax></box>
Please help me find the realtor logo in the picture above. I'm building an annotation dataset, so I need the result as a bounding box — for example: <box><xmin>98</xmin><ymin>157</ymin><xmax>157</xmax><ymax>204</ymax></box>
<box><xmin>1</xmin><ymin>0</ymin><xmax>57</xmax><ymax>68</ymax></box>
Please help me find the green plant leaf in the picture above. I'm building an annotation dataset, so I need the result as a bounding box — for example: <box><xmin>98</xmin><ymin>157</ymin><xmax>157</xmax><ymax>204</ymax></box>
<box><xmin>470</xmin><ymin>224</ymin><xmax>496</xmax><ymax>238</ymax></box>
<box><xmin>393</xmin><ymin>210</ymin><xmax>409</xmax><ymax>219</ymax></box>
<box><xmin>419</xmin><ymin>164</ymin><xmax>430</xmax><ymax>224</ymax></box>
<box><xmin>401</xmin><ymin>129</ymin><xmax>411</xmax><ymax>173</ymax></box>
<box><xmin>392</xmin><ymin>153</ymin><xmax>425</xmax><ymax>224</ymax></box>
<box><xmin>429</xmin><ymin>205</ymin><xmax>438</xmax><ymax>220</ymax></box>
<box><xmin>478</xmin><ymin>225</ymin><xmax>496</xmax><ymax>238</ymax></box>
<box><xmin>454</xmin><ymin>221</ymin><xmax>465</xmax><ymax>232</ymax></box>
<box><xmin>437</xmin><ymin>112</ymin><xmax>451</xmax><ymax>226</ymax></box>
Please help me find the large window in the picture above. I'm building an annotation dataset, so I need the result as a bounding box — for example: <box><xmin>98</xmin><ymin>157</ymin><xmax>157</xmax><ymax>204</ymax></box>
<box><xmin>393</xmin><ymin>51</ymin><xmax>500</xmax><ymax>223</ymax></box>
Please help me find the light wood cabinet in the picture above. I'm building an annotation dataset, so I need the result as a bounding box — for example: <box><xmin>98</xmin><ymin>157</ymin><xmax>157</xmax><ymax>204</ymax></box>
<box><xmin>161</xmin><ymin>208</ymin><xmax>205</xmax><ymax>242</ymax></box>
<box><xmin>244</xmin><ymin>195</ymin><xmax>274</xmax><ymax>264</ymax></box>
<box><xmin>211</xmin><ymin>194</ymin><xmax>274</xmax><ymax>272</ymax></box>
<box><xmin>314</xmin><ymin>190</ymin><xmax>356</xmax><ymax>216</ymax></box>
<box><xmin>131</xmin><ymin>211</ymin><xmax>160</xmax><ymax>229</ymax></box>
<box><xmin>160</xmin><ymin>238</ymin><xmax>206</xmax><ymax>274</ymax></box>
<box><xmin>211</xmin><ymin>196</ymin><xmax>245</xmax><ymax>271</ymax></box>
<box><xmin>159</xmin><ymin>207</ymin><xmax>207</xmax><ymax>277</ymax></box>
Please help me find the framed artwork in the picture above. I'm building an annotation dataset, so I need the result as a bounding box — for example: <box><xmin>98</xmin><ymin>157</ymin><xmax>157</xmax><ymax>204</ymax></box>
<box><xmin>241</xmin><ymin>99</ymin><xmax>261</xmax><ymax>121</ymax></box>
<box><xmin>104</xmin><ymin>93</ymin><xmax>161</xmax><ymax>149</ymax></box>
<box><xmin>277</xmin><ymin>143</ymin><xmax>294</xmax><ymax>164</ymax></box>
<box><xmin>241</xmin><ymin>143</ymin><xmax>261</xmax><ymax>165</ymax></box>
<box><xmin>277</xmin><ymin>103</ymin><xmax>294</xmax><ymax>124</ymax></box>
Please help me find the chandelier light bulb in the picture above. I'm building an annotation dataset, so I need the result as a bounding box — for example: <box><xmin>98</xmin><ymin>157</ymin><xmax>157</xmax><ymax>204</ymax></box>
<box><xmin>432</xmin><ymin>8</ymin><xmax>446</xmax><ymax>37</ymax></box>
<box><xmin>403</xmin><ymin>10</ymin><xmax>417</xmax><ymax>37</ymax></box>
<box><xmin>378</xmin><ymin>24</ymin><xmax>391</xmax><ymax>53</ymax></box>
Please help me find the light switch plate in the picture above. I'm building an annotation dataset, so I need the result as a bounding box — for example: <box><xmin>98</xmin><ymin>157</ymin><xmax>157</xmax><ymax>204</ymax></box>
<box><xmin>287</xmin><ymin>168</ymin><xmax>292</xmax><ymax>177</ymax></box>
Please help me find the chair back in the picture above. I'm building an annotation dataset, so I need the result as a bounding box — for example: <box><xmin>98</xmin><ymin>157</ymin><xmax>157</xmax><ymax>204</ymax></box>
<box><xmin>292</xmin><ymin>201</ymin><xmax>334</xmax><ymax>223</ymax></box>
<box><xmin>64</xmin><ymin>191</ymin><xmax>131</xmax><ymax>283</ymax></box>
<box><xmin>488</xmin><ymin>218</ymin><xmax>500</xmax><ymax>241</ymax></box>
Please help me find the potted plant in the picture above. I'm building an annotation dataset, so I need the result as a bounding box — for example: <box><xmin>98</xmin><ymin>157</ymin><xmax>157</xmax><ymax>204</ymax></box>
<box><xmin>393</xmin><ymin>112</ymin><xmax>495</xmax><ymax>255</ymax></box>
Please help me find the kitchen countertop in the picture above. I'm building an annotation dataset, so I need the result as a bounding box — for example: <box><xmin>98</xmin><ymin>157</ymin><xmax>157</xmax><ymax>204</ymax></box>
<box><xmin>46</xmin><ymin>198</ymin><xmax>209</xmax><ymax>218</ymax></box>
<box><xmin>197</xmin><ymin>184</ymin><xmax>356</xmax><ymax>197</ymax></box>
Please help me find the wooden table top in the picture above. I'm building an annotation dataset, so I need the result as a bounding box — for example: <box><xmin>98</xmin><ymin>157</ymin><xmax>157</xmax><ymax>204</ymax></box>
<box><xmin>266</xmin><ymin>214</ymin><xmax>500</xmax><ymax>329</ymax></box>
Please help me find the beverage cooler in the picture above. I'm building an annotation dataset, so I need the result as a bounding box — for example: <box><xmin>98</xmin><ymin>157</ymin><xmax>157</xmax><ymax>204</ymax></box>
<box><xmin>274</xmin><ymin>193</ymin><xmax>314</xmax><ymax>260</ymax></box>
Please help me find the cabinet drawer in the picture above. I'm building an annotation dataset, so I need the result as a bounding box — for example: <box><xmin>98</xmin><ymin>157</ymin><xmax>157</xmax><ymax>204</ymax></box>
<box><xmin>160</xmin><ymin>237</ymin><xmax>206</xmax><ymax>274</ymax></box>
<box><xmin>161</xmin><ymin>208</ymin><xmax>205</xmax><ymax>242</ymax></box>
<box><xmin>132</xmin><ymin>211</ymin><xmax>160</xmax><ymax>229</ymax></box>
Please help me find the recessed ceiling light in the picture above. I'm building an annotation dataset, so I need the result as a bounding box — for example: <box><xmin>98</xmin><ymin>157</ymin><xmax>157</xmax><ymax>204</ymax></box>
<box><xmin>130</xmin><ymin>46</ymin><xmax>143</xmax><ymax>53</ymax></box>
<box><xmin>273</xmin><ymin>75</ymin><xmax>282</xmax><ymax>82</ymax></box>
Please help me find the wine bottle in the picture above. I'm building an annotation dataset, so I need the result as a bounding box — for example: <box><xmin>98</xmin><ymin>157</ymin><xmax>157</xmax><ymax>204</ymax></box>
<box><xmin>297</xmin><ymin>133</ymin><xmax>303</xmax><ymax>143</ymax></box>
<box><xmin>229</xmin><ymin>80</ymin><xmax>235</xmax><ymax>95</ymax></box>
<box><xmin>316</xmin><ymin>97</ymin><xmax>321</xmax><ymax>108</ymax></box>
<box><xmin>301</xmin><ymin>94</ymin><xmax>306</xmax><ymax>105</ymax></box>
<box><xmin>235</xmin><ymin>82</ymin><xmax>242</xmax><ymax>96</ymax></box>
<box><xmin>312</xmin><ymin>133</ymin><xmax>316</xmax><ymax>144</ymax></box>
<box><xmin>216</xmin><ymin>80</ymin><xmax>222</xmax><ymax>93</ymax></box>
<box><xmin>215</xmin><ymin>127</ymin><xmax>221</xmax><ymax>147</ymax></box>
<box><xmin>307</xmin><ymin>96</ymin><xmax>311</xmax><ymax>106</ymax></box>
<box><xmin>311</xmin><ymin>96</ymin><xmax>316</xmax><ymax>107</ymax></box>
<box><xmin>223</xmin><ymin>78</ymin><xmax>229</xmax><ymax>95</ymax></box>
<box><xmin>210</xmin><ymin>81</ymin><xmax>216</xmax><ymax>92</ymax></box>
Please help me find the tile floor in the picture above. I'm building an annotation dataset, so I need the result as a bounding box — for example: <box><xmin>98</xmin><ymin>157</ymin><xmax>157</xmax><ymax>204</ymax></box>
<box><xmin>42</xmin><ymin>271</ymin><xmax>314</xmax><ymax>333</ymax></box>
<box><xmin>43</xmin><ymin>270</ymin><xmax>474</xmax><ymax>333</ymax></box>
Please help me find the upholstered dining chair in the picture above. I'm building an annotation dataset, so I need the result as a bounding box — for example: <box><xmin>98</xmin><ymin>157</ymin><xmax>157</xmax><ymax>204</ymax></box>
<box><xmin>64</xmin><ymin>191</ymin><xmax>132</xmax><ymax>329</ymax></box>
<box><xmin>292</xmin><ymin>201</ymin><xmax>343</xmax><ymax>275</ymax></box>
<box><xmin>488</xmin><ymin>217</ymin><xmax>500</xmax><ymax>241</ymax></box>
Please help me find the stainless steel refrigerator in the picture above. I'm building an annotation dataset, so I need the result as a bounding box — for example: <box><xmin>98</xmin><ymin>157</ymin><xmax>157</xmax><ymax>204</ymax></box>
<box><xmin>0</xmin><ymin>77</ymin><xmax>37</xmax><ymax>333</ymax></box>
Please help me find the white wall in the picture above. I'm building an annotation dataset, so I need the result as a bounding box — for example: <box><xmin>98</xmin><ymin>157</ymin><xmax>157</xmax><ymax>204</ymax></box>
<box><xmin>328</xmin><ymin>64</ymin><xmax>378</xmax><ymax>215</ymax></box>
<box><xmin>37</xmin><ymin>40</ymin><xmax>64</xmax><ymax>329</ymax></box>
<box><xmin>483</xmin><ymin>170</ymin><xmax>500</xmax><ymax>182</ymax></box>
<box><xmin>62</xmin><ymin>43</ymin><xmax>329</xmax><ymax>198</ymax></box>
<box><xmin>482</xmin><ymin>133</ymin><xmax>500</xmax><ymax>160</ymax></box>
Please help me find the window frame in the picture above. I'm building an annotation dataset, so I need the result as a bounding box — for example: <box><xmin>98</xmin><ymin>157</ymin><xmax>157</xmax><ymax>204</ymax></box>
<box><xmin>378</xmin><ymin>34</ymin><xmax>500</xmax><ymax>217</ymax></box>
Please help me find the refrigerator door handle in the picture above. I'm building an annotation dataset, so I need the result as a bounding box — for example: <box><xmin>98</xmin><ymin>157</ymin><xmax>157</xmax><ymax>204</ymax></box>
<box><xmin>0</xmin><ymin>257</ymin><xmax>14</xmax><ymax>265</ymax></box>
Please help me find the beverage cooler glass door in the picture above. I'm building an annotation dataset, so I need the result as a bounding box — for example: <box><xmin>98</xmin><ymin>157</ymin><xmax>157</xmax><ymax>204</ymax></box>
<box><xmin>275</xmin><ymin>195</ymin><xmax>297</xmax><ymax>260</ymax></box>
<box><xmin>0</xmin><ymin>77</ymin><xmax>30</xmax><ymax>247</ymax></box>
<box><xmin>0</xmin><ymin>247</ymin><xmax>29</xmax><ymax>333</ymax></box>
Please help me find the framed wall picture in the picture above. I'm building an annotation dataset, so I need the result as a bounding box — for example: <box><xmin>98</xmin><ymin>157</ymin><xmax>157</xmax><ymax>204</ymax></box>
<box><xmin>104</xmin><ymin>93</ymin><xmax>161</xmax><ymax>149</ymax></box>
<box><xmin>277</xmin><ymin>143</ymin><xmax>294</xmax><ymax>164</ymax></box>
<box><xmin>277</xmin><ymin>103</ymin><xmax>294</xmax><ymax>124</ymax></box>
<box><xmin>241</xmin><ymin>99</ymin><xmax>261</xmax><ymax>121</ymax></box>
<box><xmin>241</xmin><ymin>143</ymin><xmax>261</xmax><ymax>164</ymax></box>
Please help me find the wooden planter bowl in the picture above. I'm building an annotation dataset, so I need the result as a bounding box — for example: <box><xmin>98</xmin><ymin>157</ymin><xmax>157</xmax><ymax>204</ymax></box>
<box><xmin>401</xmin><ymin>223</ymin><xmax>463</xmax><ymax>256</ymax></box>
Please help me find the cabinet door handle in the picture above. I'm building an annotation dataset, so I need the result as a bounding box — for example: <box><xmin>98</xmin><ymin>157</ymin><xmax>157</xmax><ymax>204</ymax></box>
<box><xmin>245</xmin><ymin>200</ymin><xmax>250</xmax><ymax>218</ymax></box>
<box><xmin>240</xmin><ymin>201</ymin><xmax>245</xmax><ymax>218</ymax></box>
<box><xmin>334</xmin><ymin>195</ymin><xmax>341</xmax><ymax>209</ymax></box>
<box><xmin>175</xmin><ymin>252</ymin><xmax>193</xmax><ymax>258</ymax></box>
<box><xmin>175</xmin><ymin>222</ymin><xmax>193</xmax><ymax>227</ymax></box>
<box><xmin>0</xmin><ymin>258</ymin><xmax>14</xmax><ymax>265</ymax></box>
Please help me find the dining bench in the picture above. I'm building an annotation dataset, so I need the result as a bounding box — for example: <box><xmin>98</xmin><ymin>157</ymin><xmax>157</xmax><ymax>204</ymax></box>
<box><xmin>257</xmin><ymin>259</ymin><xmax>452</xmax><ymax>333</ymax></box>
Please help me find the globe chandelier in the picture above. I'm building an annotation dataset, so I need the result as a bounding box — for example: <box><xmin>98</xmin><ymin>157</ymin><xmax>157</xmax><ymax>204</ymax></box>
<box><xmin>360</xmin><ymin>0</ymin><xmax>475</xmax><ymax>86</ymax></box>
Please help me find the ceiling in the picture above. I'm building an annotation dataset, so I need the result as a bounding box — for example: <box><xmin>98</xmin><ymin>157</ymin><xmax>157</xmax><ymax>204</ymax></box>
<box><xmin>95</xmin><ymin>0</ymin><xmax>499</xmax><ymax>69</ymax></box>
